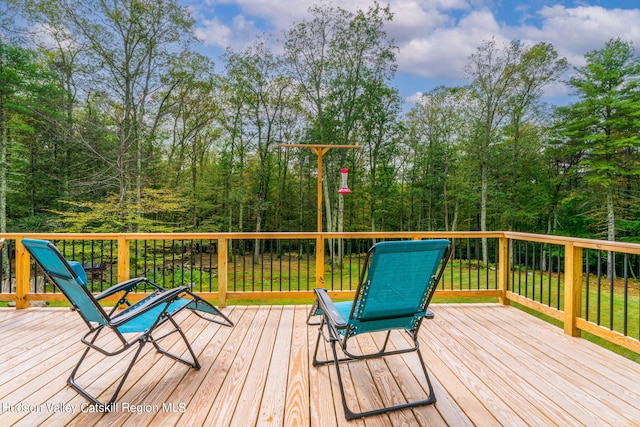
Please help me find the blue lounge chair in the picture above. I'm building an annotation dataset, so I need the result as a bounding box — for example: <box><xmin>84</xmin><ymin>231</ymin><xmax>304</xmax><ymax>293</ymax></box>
<box><xmin>21</xmin><ymin>238</ymin><xmax>233</xmax><ymax>409</ymax></box>
<box><xmin>310</xmin><ymin>239</ymin><xmax>452</xmax><ymax>420</ymax></box>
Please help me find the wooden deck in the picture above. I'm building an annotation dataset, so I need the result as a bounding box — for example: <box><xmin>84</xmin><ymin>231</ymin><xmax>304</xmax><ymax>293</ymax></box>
<box><xmin>1</xmin><ymin>304</ymin><xmax>639</xmax><ymax>426</ymax></box>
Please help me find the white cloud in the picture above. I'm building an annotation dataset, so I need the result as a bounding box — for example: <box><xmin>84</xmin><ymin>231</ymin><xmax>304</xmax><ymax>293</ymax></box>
<box><xmin>194</xmin><ymin>16</ymin><xmax>233</xmax><ymax>48</ymax></box>
<box><xmin>520</xmin><ymin>6</ymin><xmax>640</xmax><ymax>67</ymax></box>
<box><xmin>211</xmin><ymin>0</ymin><xmax>315</xmax><ymax>31</ymax></box>
<box><xmin>396</xmin><ymin>9</ymin><xmax>506</xmax><ymax>79</ymax></box>
<box><xmin>396</xmin><ymin>3</ymin><xmax>640</xmax><ymax>83</ymax></box>
<box><xmin>194</xmin><ymin>14</ymin><xmax>262</xmax><ymax>51</ymax></box>
<box><xmin>542</xmin><ymin>80</ymin><xmax>572</xmax><ymax>99</ymax></box>
<box><xmin>405</xmin><ymin>91</ymin><xmax>425</xmax><ymax>105</ymax></box>
<box><xmin>188</xmin><ymin>0</ymin><xmax>640</xmax><ymax>103</ymax></box>
<box><xmin>386</xmin><ymin>2</ymin><xmax>452</xmax><ymax>43</ymax></box>
<box><xmin>30</xmin><ymin>22</ymin><xmax>78</xmax><ymax>51</ymax></box>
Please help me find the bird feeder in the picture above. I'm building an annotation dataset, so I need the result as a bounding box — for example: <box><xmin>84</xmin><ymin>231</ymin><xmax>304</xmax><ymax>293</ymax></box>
<box><xmin>338</xmin><ymin>168</ymin><xmax>352</xmax><ymax>194</ymax></box>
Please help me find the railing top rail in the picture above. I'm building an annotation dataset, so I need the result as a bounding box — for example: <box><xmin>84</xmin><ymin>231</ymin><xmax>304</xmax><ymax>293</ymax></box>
<box><xmin>3</xmin><ymin>231</ymin><xmax>640</xmax><ymax>254</ymax></box>
<box><xmin>0</xmin><ymin>231</ymin><xmax>505</xmax><ymax>240</ymax></box>
<box><xmin>504</xmin><ymin>232</ymin><xmax>640</xmax><ymax>254</ymax></box>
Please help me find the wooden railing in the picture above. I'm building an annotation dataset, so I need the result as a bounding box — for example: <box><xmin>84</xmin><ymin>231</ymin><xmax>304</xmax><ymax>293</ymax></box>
<box><xmin>1</xmin><ymin>231</ymin><xmax>639</xmax><ymax>354</ymax></box>
<box><xmin>503</xmin><ymin>232</ymin><xmax>640</xmax><ymax>354</ymax></box>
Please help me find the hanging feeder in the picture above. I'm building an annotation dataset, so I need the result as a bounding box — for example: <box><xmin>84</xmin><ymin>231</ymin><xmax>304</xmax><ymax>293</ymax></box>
<box><xmin>338</xmin><ymin>168</ymin><xmax>352</xmax><ymax>194</ymax></box>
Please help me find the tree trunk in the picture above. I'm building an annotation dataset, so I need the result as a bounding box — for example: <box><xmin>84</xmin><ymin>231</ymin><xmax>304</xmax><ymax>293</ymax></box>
<box><xmin>443</xmin><ymin>165</ymin><xmax>449</xmax><ymax>232</ymax></box>
<box><xmin>0</xmin><ymin>91</ymin><xmax>6</xmax><ymax>235</ymax></box>
<box><xmin>481</xmin><ymin>161</ymin><xmax>489</xmax><ymax>264</ymax></box>
<box><xmin>191</xmin><ymin>136</ymin><xmax>198</xmax><ymax>228</ymax></box>
<box><xmin>452</xmin><ymin>201</ymin><xmax>459</xmax><ymax>232</ymax></box>
<box><xmin>607</xmin><ymin>190</ymin><xmax>615</xmax><ymax>281</ymax></box>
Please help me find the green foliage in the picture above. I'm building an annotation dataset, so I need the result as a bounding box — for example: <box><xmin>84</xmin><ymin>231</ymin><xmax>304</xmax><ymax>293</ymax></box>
<box><xmin>0</xmin><ymin>40</ymin><xmax>66</xmax><ymax>233</ymax></box>
<box><xmin>52</xmin><ymin>188</ymin><xmax>187</xmax><ymax>232</ymax></box>
<box><xmin>557</xmin><ymin>38</ymin><xmax>640</xmax><ymax>240</ymax></box>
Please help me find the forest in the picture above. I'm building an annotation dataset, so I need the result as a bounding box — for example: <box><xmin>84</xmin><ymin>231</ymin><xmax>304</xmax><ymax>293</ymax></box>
<box><xmin>1</xmin><ymin>0</ymin><xmax>639</xmax><ymax>242</ymax></box>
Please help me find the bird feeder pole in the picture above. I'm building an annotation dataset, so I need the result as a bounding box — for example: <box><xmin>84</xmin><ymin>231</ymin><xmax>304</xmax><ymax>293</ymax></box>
<box><xmin>280</xmin><ymin>143</ymin><xmax>361</xmax><ymax>289</ymax></box>
<box><xmin>280</xmin><ymin>144</ymin><xmax>361</xmax><ymax>232</ymax></box>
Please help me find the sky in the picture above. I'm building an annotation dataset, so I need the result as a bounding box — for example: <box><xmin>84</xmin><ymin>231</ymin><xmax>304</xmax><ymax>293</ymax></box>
<box><xmin>181</xmin><ymin>0</ymin><xmax>640</xmax><ymax>107</ymax></box>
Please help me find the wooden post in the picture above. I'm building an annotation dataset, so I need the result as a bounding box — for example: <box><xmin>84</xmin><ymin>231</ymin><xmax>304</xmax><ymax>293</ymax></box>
<box><xmin>279</xmin><ymin>144</ymin><xmax>360</xmax><ymax>290</ymax></box>
<box><xmin>15</xmin><ymin>238</ymin><xmax>30</xmax><ymax>309</ymax></box>
<box><xmin>279</xmin><ymin>143</ymin><xmax>361</xmax><ymax>235</ymax></box>
<box><xmin>316</xmin><ymin>235</ymin><xmax>324</xmax><ymax>288</ymax></box>
<box><xmin>218</xmin><ymin>237</ymin><xmax>228</xmax><ymax>308</ymax></box>
<box><xmin>564</xmin><ymin>242</ymin><xmax>583</xmax><ymax>337</ymax></box>
<box><xmin>117</xmin><ymin>235</ymin><xmax>130</xmax><ymax>284</ymax></box>
<box><xmin>498</xmin><ymin>236</ymin><xmax>510</xmax><ymax>305</ymax></box>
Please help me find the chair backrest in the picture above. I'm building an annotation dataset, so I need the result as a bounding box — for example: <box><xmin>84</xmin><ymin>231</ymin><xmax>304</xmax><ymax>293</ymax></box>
<box><xmin>347</xmin><ymin>239</ymin><xmax>451</xmax><ymax>336</ymax></box>
<box><xmin>22</xmin><ymin>238</ymin><xmax>109</xmax><ymax>326</ymax></box>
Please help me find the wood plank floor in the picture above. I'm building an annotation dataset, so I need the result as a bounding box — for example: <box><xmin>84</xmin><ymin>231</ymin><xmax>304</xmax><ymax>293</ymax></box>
<box><xmin>1</xmin><ymin>304</ymin><xmax>639</xmax><ymax>426</ymax></box>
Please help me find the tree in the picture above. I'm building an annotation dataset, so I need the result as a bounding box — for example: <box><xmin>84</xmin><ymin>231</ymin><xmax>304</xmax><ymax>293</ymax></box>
<box><xmin>359</xmin><ymin>80</ymin><xmax>401</xmax><ymax>233</ymax></box>
<box><xmin>498</xmin><ymin>42</ymin><xmax>567</xmax><ymax>231</ymax></box>
<box><xmin>284</xmin><ymin>2</ymin><xmax>397</xmax><ymax>264</ymax></box>
<box><xmin>161</xmin><ymin>51</ymin><xmax>218</xmax><ymax>229</ymax></box>
<box><xmin>53</xmin><ymin>188</ymin><xmax>187</xmax><ymax>232</ymax></box>
<box><xmin>464</xmin><ymin>39</ymin><xmax>567</xmax><ymax>259</ymax></box>
<box><xmin>0</xmin><ymin>41</ymin><xmax>62</xmax><ymax>233</ymax></box>
<box><xmin>32</xmin><ymin>0</ymin><xmax>196</xmax><ymax>231</ymax></box>
<box><xmin>404</xmin><ymin>86</ymin><xmax>467</xmax><ymax>231</ymax></box>
<box><xmin>0</xmin><ymin>42</ymin><xmax>31</xmax><ymax>234</ymax></box>
<box><xmin>14</xmin><ymin>0</ymin><xmax>92</xmax><ymax>203</ymax></box>
<box><xmin>223</xmin><ymin>39</ymin><xmax>294</xmax><ymax>260</ymax></box>
<box><xmin>285</xmin><ymin>3</ymin><xmax>396</xmax><ymax>216</ymax></box>
<box><xmin>558</xmin><ymin>38</ymin><xmax>640</xmax><ymax>243</ymax></box>
<box><xmin>464</xmin><ymin>39</ymin><xmax>520</xmax><ymax>261</ymax></box>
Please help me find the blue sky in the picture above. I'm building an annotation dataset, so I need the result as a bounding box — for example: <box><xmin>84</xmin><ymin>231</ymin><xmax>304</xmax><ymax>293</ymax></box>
<box><xmin>181</xmin><ymin>0</ymin><xmax>640</xmax><ymax>107</ymax></box>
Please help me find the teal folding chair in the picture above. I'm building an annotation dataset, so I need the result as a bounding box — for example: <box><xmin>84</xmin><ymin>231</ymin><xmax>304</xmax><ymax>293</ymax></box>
<box><xmin>22</xmin><ymin>238</ymin><xmax>233</xmax><ymax>409</ymax></box>
<box><xmin>310</xmin><ymin>239</ymin><xmax>452</xmax><ymax>420</ymax></box>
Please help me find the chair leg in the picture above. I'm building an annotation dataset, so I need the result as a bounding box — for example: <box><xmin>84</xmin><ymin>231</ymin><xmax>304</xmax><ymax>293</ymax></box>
<box><xmin>68</xmin><ymin>339</ymin><xmax>147</xmax><ymax>410</ymax></box>
<box><xmin>329</xmin><ymin>339</ymin><xmax>361</xmax><ymax>421</ymax></box>
<box><xmin>307</xmin><ymin>299</ymin><xmax>321</xmax><ymax>325</ymax></box>
<box><xmin>312</xmin><ymin>321</ymin><xmax>392</xmax><ymax>367</ymax></box>
<box><xmin>150</xmin><ymin>314</ymin><xmax>201</xmax><ymax>370</ymax></box>
<box><xmin>311</xmin><ymin>319</ymin><xmax>326</xmax><ymax>366</ymax></box>
<box><xmin>191</xmin><ymin>308</ymin><xmax>234</xmax><ymax>327</ymax></box>
<box><xmin>329</xmin><ymin>338</ymin><xmax>437</xmax><ymax>420</ymax></box>
<box><xmin>311</xmin><ymin>315</ymin><xmax>437</xmax><ymax>419</ymax></box>
<box><xmin>311</xmin><ymin>318</ymin><xmax>356</xmax><ymax>367</ymax></box>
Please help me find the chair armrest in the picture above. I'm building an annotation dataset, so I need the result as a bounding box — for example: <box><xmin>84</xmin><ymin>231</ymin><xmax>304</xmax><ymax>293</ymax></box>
<box><xmin>109</xmin><ymin>286</ymin><xmax>189</xmax><ymax>327</ymax></box>
<box><xmin>314</xmin><ymin>288</ymin><xmax>348</xmax><ymax>329</ymax></box>
<box><xmin>94</xmin><ymin>277</ymin><xmax>153</xmax><ymax>301</ymax></box>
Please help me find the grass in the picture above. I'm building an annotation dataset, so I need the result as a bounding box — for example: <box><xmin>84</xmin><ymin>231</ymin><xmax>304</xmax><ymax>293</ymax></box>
<box><xmin>509</xmin><ymin>269</ymin><xmax>640</xmax><ymax>342</ymax></box>
<box><xmin>512</xmin><ymin>302</ymin><xmax>640</xmax><ymax>364</ymax></box>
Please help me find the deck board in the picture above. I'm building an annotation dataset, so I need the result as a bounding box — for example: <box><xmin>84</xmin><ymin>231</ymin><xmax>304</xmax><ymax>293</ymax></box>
<box><xmin>455</xmin><ymin>306</ymin><xmax>638</xmax><ymax>425</ymax></box>
<box><xmin>282</xmin><ymin>306</ymin><xmax>310</xmax><ymax>427</ymax></box>
<box><xmin>257</xmin><ymin>305</ymin><xmax>295</xmax><ymax>427</ymax></box>
<box><xmin>1</xmin><ymin>304</ymin><xmax>639</xmax><ymax>427</ymax></box>
<box><xmin>434</xmin><ymin>306</ymin><xmax>581</xmax><ymax>425</ymax></box>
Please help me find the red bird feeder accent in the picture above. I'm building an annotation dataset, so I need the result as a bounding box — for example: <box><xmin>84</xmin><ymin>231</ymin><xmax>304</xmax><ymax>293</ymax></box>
<box><xmin>338</xmin><ymin>168</ymin><xmax>352</xmax><ymax>194</ymax></box>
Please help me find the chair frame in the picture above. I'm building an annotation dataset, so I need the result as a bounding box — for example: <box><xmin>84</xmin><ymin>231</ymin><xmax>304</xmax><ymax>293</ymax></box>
<box><xmin>22</xmin><ymin>238</ymin><xmax>233</xmax><ymax>409</ymax></box>
<box><xmin>311</xmin><ymin>239</ymin><xmax>452</xmax><ymax>420</ymax></box>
